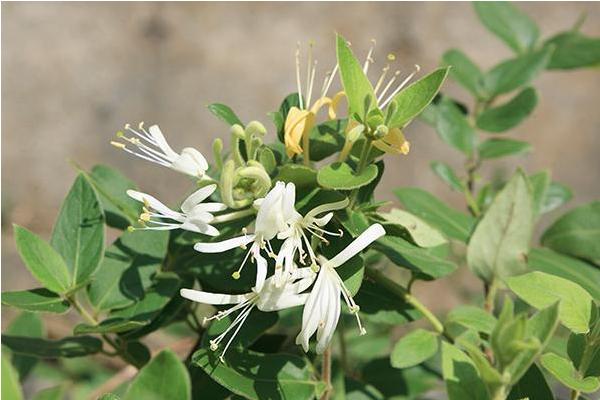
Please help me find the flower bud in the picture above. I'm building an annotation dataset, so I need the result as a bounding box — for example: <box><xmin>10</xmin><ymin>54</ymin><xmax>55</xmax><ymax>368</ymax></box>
<box><xmin>374</xmin><ymin>124</ymin><xmax>388</xmax><ymax>139</ymax></box>
<box><xmin>231</xmin><ymin>124</ymin><xmax>245</xmax><ymax>140</ymax></box>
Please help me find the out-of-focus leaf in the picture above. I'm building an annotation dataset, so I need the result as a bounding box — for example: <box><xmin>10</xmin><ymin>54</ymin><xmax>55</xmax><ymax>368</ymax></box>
<box><xmin>507</xmin><ymin>364</ymin><xmax>553</xmax><ymax>400</ymax></box>
<box><xmin>1</xmin><ymin>335</ymin><xmax>103</xmax><ymax>358</ymax></box>
<box><xmin>317</xmin><ymin>162</ymin><xmax>378</xmax><ymax>190</ymax></box>
<box><xmin>31</xmin><ymin>385</ymin><xmax>67</xmax><ymax>400</ymax></box>
<box><xmin>541</xmin><ymin>353</ymin><xmax>600</xmax><ymax>393</ymax></box>
<box><xmin>467</xmin><ymin>170</ymin><xmax>533</xmax><ymax>283</ymax></box>
<box><xmin>432</xmin><ymin>96</ymin><xmax>476</xmax><ymax>155</ymax></box>
<box><xmin>541</xmin><ymin>181</ymin><xmax>573</xmax><ymax>214</ymax></box>
<box><xmin>381</xmin><ymin>208</ymin><xmax>447</xmax><ymax>248</ymax></box>
<box><xmin>4</xmin><ymin>312</ymin><xmax>44</xmax><ymax>381</ymax></box>
<box><xmin>430</xmin><ymin>161</ymin><xmax>464</xmax><ymax>191</ymax></box>
<box><xmin>2</xmin><ymin>288</ymin><xmax>70</xmax><ymax>314</ymax></box>
<box><xmin>445</xmin><ymin>306</ymin><xmax>497</xmax><ymax>335</ymax></box>
<box><xmin>51</xmin><ymin>174</ymin><xmax>104</xmax><ymax>287</ymax></box>
<box><xmin>124</xmin><ymin>350</ymin><xmax>191</xmax><ymax>400</ymax></box>
<box><xmin>529</xmin><ymin>171</ymin><xmax>551</xmax><ymax>216</ymax></box>
<box><xmin>473</xmin><ymin>2</ymin><xmax>539</xmax><ymax>53</ymax></box>
<box><xmin>545</xmin><ymin>32</ymin><xmax>600</xmax><ymax>70</ymax></box>
<box><xmin>441</xmin><ymin>342</ymin><xmax>489</xmax><ymax>400</ymax></box>
<box><xmin>1</xmin><ymin>354</ymin><xmax>23</xmax><ymax>400</ymax></box>
<box><xmin>541</xmin><ymin>201</ymin><xmax>600</xmax><ymax>264</ymax></box>
<box><xmin>391</xmin><ymin>329</ymin><xmax>439</xmax><ymax>369</ymax></box>
<box><xmin>476</xmin><ymin>88</ymin><xmax>538</xmax><ymax>133</ymax></box>
<box><xmin>394</xmin><ymin>187</ymin><xmax>475</xmax><ymax>242</ymax></box>
<box><xmin>507</xmin><ymin>271</ymin><xmax>593</xmax><ymax>334</ymax></box>
<box><xmin>442</xmin><ymin>49</ymin><xmax>485</xmax><ymax>98</ymax></box>
<box><xmin>478</xmin><ymin>138</ymin><xmax>531</xmax><ymax>159</ymax></box>
<box><xmin>207</xmin><ymin>103</ymin><xmax>243</xmax><ymax>127</ymax></box>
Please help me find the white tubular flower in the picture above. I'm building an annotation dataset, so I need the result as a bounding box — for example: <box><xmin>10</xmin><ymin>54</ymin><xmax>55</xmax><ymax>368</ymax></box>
<box><xmin>180</xmin><ymin>268</ymin><xmax>315</xmax><ymax>362</ymax></box>
<box><xmin>273</xmin><ymin>188</ymin><xmax>348</xmax><ymax>287</ymax></box>
<box><xmin>127</xmin><ymin>184</ymin><xmax>225</xmax><ymax>236</ymax></box>
<box><xmin>296</xmin><ymin>223</ymin><xmax>386</xmax><ymax>354</ymax></box>
<box><xmin>111</xmin><ymin>122</ymin><xmax>210</xmax><ymax>178</ymax></box>
<box><xmin>194</xmin><ymin>182</ymin><xmax>293</xmax><ymax>291</ymax></box>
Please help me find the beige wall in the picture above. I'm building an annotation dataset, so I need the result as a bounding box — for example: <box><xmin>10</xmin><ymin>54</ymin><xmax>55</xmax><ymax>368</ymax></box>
<box><xmin>2</xmin><ymin>2</ymin><xmax>599</xmax><ymax>292</ymax></box>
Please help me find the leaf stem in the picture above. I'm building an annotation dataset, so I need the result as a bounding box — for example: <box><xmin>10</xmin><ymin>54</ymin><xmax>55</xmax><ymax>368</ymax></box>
<box><xmin>483</xmin><ymin>278</ymin><xmax>498</xmax><ymax>315</ymax></box>
<box><xmin>67</xmin><ymin>294</ymin><xmax>98</xmax><ymax>326</ymax></box>
<box><xmin>320</xmin><ymin>347</ymin><xmax>332</xmax><ymax>400</ymax></box>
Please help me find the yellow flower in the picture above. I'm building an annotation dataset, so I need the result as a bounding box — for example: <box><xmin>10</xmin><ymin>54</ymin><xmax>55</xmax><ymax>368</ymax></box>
<box><xmin>372</xmin><ymin>127</ymin><xmax>410</xmax><ymax>155</ymax></box>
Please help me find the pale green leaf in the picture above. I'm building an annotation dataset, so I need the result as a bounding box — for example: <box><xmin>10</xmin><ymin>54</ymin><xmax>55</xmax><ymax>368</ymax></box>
<box><xmin>391</xmin><ymin>329</ymin><xmax>439</xmax><ymax>369</ymax></box>
<box><xmin>541</xmin><ymin>353</ymin><xmax>600</xmax><ymax>393</ymax></box>
<box><xmin>430</xmin><ymin>161</ymin><xmax>464</xmax><ymax>191</ymax></box>
<box><xmin>432</xmin><ymin>96</ymin><xmax>476</xmax><ymax>154</ymax></box>
<box><xmin>1</xmin><ymin>355</ymin><xmax>23</xmax><ymax>400</ymax></box>
<box><xmin>317</xmin><ymin>162</ymin><xmax>378</xmax><ymax>190</ymax></box>
<box><xmin>474</xmin><ymin>2</ymin><xmax>539</xmax><ymax>53</ymax></box>
<box><xmin>441</xmin><ymin>342</ymin><xmax>489</xmax><ymax>400</ymax></box>
<box><xmin>442</xmin><ymin>49</ymin><xmax>484</xmax><ymax>98</ymax></box>
<box><xmin>381</xmin><ymin>208</ymin><xmax>448</xmax><ymax>248</ymax></box>
<box><xmin>2</xmin><ymin>288</ymin><xmax>70</xmax><ymax>314</ymax></box>
<box><xmin>546</xmin><ymin>32</ymin><xmax>600</xmax><ymax>70</ymax></box>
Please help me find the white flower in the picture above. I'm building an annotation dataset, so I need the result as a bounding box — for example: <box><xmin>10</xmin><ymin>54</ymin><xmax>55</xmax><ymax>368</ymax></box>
<box><xmin>127</xmin><ymin>184</ymin><xmax>225</xmax><ymax>236</ymax></box>
<box><xmin>296</xmin><ymin>223</ymin><xmax>386</xmax><ymax>354</ymax></box>
<box><xmin>111</xmin><ymin>122</ymin><xmax>210</xmax><ymax>178</ymax></box>
<box><xmin>180</xmin><ymin>268</ymin><xmax>315</xmax><ymax>362</ymax></box>
<box><xmin>194</xmin><ymin>182</ymin><xmax>294</xmax><ymax>291</ymax></box>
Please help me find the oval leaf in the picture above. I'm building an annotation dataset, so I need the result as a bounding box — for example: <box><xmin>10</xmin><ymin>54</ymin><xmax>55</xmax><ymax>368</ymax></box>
<box><xmin>207</xmin><ymin>103</ymin><xmax>243</xmax><ymax>127</ymax></box>
<box><xmin>2</xmin><ymin>289</ymin><xmax>70</xmax><ymax>314</ymax></box>
<box><xmin>391</xmin><ymin>329</ymin><xmax>439</xmax><ymax>369</ymax></box>
<box><xmin>381</xmin><ymin>208</ymin><xmax>448</xmax><ymax>248</ymax></box>
<box><xmin>432</xmin><ymin>96</ymin><xmax>476</xmax><ymax>155</ymax></box>
<box><xmin>478</xmin><ymin>138</ymin><xmax>531</xmax><ymax>159</ymax></box>
<box><xmin>317</xmin><ymin>162</ymin><xmax>378</xmax><ymax>190</ymax></box>
<box><xmin>541</xmin><ymin>353</ymin><xmax>600</xmax><ymax>393</ymax></box>
<box><xmin>442</xmin><ymin>49</ymin><xmax>484</xmax><ymax>98</ymax></box>
<box><xmin>476</xmin><ymin>88</ymin><xmax>538</xmax><ymax>133</ymax></box>
<box><xmin>1</xmin><ymin>335</ymin><xmax>103</xmax><ymax>358</ymax></box>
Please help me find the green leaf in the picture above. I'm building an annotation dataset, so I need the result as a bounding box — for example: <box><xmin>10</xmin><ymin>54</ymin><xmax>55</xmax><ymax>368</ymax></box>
<box><xmin>442</xmin><ymin>49</ymin><xmax>484</xmax><ymax>98</ymax></box>
<box><xmin>98</xmin><ymin>395</ymin><xmax>120</xmax><ymax>400</ymax></box>
<box><xmin>355</xmin><ymin>280</ymin><xmax>420</xmax><ymax>326</ymax></box>
<box><xmin>336</xmin><ymin>34</ymin><xmax>376</xmax><ymax>120</ymax></box>
<box><xmin>1</xmin><ymin>335</ymin><xmax>103</xmax><ymax>358</ymax></box>
<box><xmin>88</xmin><ymin>230</ymin><xmax>169</xmax><ymax>311</ymax></box>
<box><xmin>432</xmin><ymin>96</ymin><xmax>476</xmax><ymax>154</ymax></box>
<box><xmin>528</xmin><ymin>248</ymin><xmax>600</xmax><ymax>302</ymax></box>
<box><xmin>445</xmin><ymin>306</ymin><xmax>497</xmax><ymax>335</ymax></box>
<box><xmin>87</xmin><ymin>165</ymin><xmax>142</xmax><ymax>229</ymax></box>
<box><xmin>387</xmin><ymin>67</ymin><xmax>450</xmax><ymax>128</ymax></box>
<box><xmin>541</xmin><ymin>201</ymin><xmax>600</xmax><ymax>264</ymax></box>
<box><xmin>507</xmin><ymin>364</ymin><xmax>553</xmax><ymax>400</ymax></box>
<box><xmin>476</xmin><ymin>88</ymin><xmax>538</xmax><ymax>133</ymax></box>
<box><xmin>473</xmin><ymin>2</ymin><xmax>539</xmax><ymax>53</ymax></box>
<box><xmin>51</xmin><ymin>174</ymin><xmax>105</xmax><ymax>287</ymax></box>
<box><xmin>31</xmin><ymin>385</ymin><xmax>67</xmax><ymax>400</ymax></box>
<box><xmin>529</xmin><ymin>171</ymin><xmax>551</xmax><ymax>216</ymax></box>
<box><xmin>467</xmin><ymin>170</ymin><xmax>533</xmax><ymax>282</ymax></box>
<box><xmin>124</xmin><ymin>350</ymin><xmax>191</xmax><ymax>400</ymax></box>
<box><xmin>317</xmin><ymin>162</ymin><xmax>378</xmax><ymax>190</ymax></box>
<box><xmin>478</xmin><ymin>138</ymin><xmax>531</xmax><ymax>159</ymax></box>
<box><xmin>483</xmin><ymin>47</ymin><xmax>552</xmax><ymax>97</ymax></box>
<box><xmin>391</xmin><ymin>329</ymin><xmax>439</xmax><ymax>369</ymax></box>
<box><xmin>507</xmin><ymin>271</ymin><xmax>593</xmax><ymax>333</ymax></box>
<box><xmin>13</xmin><ymin>225</ymin><xmax>71</xmax><ymax>294</ymax></box>
<box><xmin>2</xmin><ymin>288</ymin><xmax>69</xmax><ymax>314</ymax></box>
<box><xmin>74</xmin><ymin>319</ymin><xmax>147</xmax><ymax>335</ymax></box>
<box><xmin>207</xmin><ymin>103</ymin><xmax>243</xmax><ymax>127</ymax></box>
<box><xmin>309</xmin><ymin>119</ymin><xmax>346</xmax><ymax>162</ymax></box>
<box><xmin>375</xmin><ymin>236</ymin><xmax>457</xmax><ymax>279</ymax></box>
<box><xmin>380</xmin><ymin>208</ymin><xmax>448</xmax><ymax>248</ymax></box>
<box><xmin>441</xmin><ymin>342</ymin><xmax>489</xmax><ymax>400</ymax></box>
<box><xmin>545</xmin><ymin>32</ymin><xmax>600</xmax><ymax>70</ymax></box>
<box><xmin>541</xmin><ymin>353</ymin><xmax>600</xmax><ymax>393</ymax></box>
<box><xmin>430</xmin><ymin>161</ymin><xmax>464</xmax><ymax>191</ymax></box>
<box><xmin>541</xmin><ymin>181</ymin><xmax>572</xmax><ymax>214</ymax></box>
<box><xmin>258</xmin><ymin>147</ymin><xmax>277</xmax><ymax>174</ymax></box>
<box><xmin>394</xmin><ymin>188</ymin><xmax>475</xmax><ymax>242</ymax></box>
<box><xmin>1</xmin><ymin>355</ymin><xmax>23</xmax><ymax>400</ymax></box>
<box><xmin>4</xmin><ymin>312</ymin><xmax>44</xmax><ymax>381</ymax></box>
<box><xmin>275</xmin><ymin>164</ymin><xmax>317</xmax><ymax>188</ymax></box>
<box><xmin>361</xmin><ymin>359</ymin><xmax>438</xmax><ymax>399</ymax></box>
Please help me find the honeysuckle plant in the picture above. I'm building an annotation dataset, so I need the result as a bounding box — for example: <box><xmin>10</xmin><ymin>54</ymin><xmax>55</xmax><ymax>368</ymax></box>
<box><xmin>3</xmin><ymin>4</ymin><xmax>600</xmax><ymax>400</ymax></box>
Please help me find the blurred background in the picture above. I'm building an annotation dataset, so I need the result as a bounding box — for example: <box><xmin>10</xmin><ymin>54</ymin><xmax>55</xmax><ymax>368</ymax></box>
<box><xmin>2</xmin><ymin>2</ymin><xmax>599</xmax><ymax>315</ymax></box>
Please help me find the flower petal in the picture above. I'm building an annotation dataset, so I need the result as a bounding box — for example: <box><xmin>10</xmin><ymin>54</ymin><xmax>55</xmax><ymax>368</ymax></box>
<box><xmin>181</xmin><ymin>184</ymin><xmax>217</xmax><ymax>213</ymax></box>
<box><xmin>316</xmin><ymin>277</ymin><xmax>340</xmax><ymax>354</ymax></box>
<box><xmin>305</xmin><ymin>198</ymin><xmax>349</xmax><ymax>223</ymax></box>
<box><xmin>194</xmin><ymin>234</ymin><xmax>255</xmax><ymax>253</ymax></box>
<box><xmin>254</xmin><ymin>250</ymin><xmax>268</xmax><ymax>292</ymax></box>
<box><xmin>180</xmin><ymin>288</ymin><xmax>248</xmax><ymax>305</ymax></box>
<box><xmin>171</xmin><ymin>147</ymin><xmax>209</xmax><ymax>177</ymax></box>
<box><xmin>126</xmin><ymin>190</ymin><xmax>183</xmax><ymax>220</ymax></box>
<box><xmin>148</xmin><ymin>125</ymin><xmax>178</xmax><ymax>159</ymax></box>
<box><xmin>326</xmin><ymin>224</ymin><xmax>386</xmax><ymax>268</ymax></box>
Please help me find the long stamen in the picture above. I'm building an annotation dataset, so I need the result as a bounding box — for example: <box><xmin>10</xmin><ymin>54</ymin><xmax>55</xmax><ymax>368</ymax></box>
<box><xmin>124</xmin><ymin>122</ymin><xmax>157</xmax><ymax>146</ymax></box>
<box><xmin>305</xmin><ymin>41</ymin><xmax>313</xmax><ymax>107</ymax></box>
<box><xmin>381</xmin><ymin>64</ymin><xmax>421</xmax><ymax>108</ymax></box>
<box><xmin>362</xmin><ymin>39</ymin><xmax>376</xmax><ymax>74</ymax></box>
<box><xmin>306</xmin><ymin>61</ymin><xmax>317</xmax><ymax>109</ymax></box>
<box><xmin>321</xmin><ymin>63</ymin><xmax>338</xmax><ymax>98</ymax></box>
<box><xmin>295</xmin><ymin>43</ymin><xmax>304</xmax><ymax>109</ymax></box>
<box><xmin>333</xmin><ymin>271</ymin><xmax>366</xmax><ymax>335</ymax></box>
<box><xmin>373</xmin><ymin>65</ymin><xmax>390</xmax><ymax>97</ymax></box>
<box><xmin>118</xmin><ymin>134</ymin><xmax>172</xmax><ymax>163</ymax></box>
<box><xmin>219</xmin><ymin>304</ymin><xmax>255</xmax><ymax>363</ymax></box>
<box><xmin>112</xmin><ymin>144</ymin><xmax>171</xmax><ymax>167</ymax></box>
<box><xmin>376</xmin><ymin>70</ymin><xmax>401</xmax><ymax>104</ymax></box>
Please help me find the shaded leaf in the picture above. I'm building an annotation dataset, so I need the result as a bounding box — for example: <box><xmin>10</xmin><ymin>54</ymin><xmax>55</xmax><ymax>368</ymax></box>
<box><xmin>1</xmin><ymin>335</ymin><xmax>103</xmax><ymax>358</ymax></box>
<box><xmin>1</xmin><ymin>354</ymin><xmax>23</xmax><ymax>400</ymax></box>
<box><xmin>4</xmin><ymin>312</ymin><xmax>44</xmax><ymax>381</ymax></box>
<box><xmin>507</xmin><ymin>364</ymin><xmax>553</xmax><ymax>400</ymax></box>
<box><xmin>446</xmin><ymin>306</ymin><xmax>497</xmax><ymax>335</ymax></box>
<box><xmin>31</xmin><ymin>385</ymin><xmax>67</xmax><ymax>400</ymax></box>
<box><xmin>442</xmin><ymin>49</ymin><xmax>485</xmax><ymax>98</ymax></box>
<box><xmin>432</xmin><ymin>96</ymin><xmax>476</xmax><ymax>154</ymax></box>
<box><xmin>541</xmin><ymin>181</ymin><xmax>572</xmax><ymax>214</ymax></box>
<box><xmin>430</xmin><ymin>161</ymin><xmax>464</xmax><ymax>191</ymax></box>
<box><xmin>2</xmin><ymin>288</ymin><xmax>70</xmax><ymax>314</ymax></box>
<box><xmin>381</xmin><ymin>208</ymin><xmax>447</xmax><ymax>248</ymax></box>
<box><xmin>275</xmin><ymin>164</ymin><xmax>317</xmax><ymax>189</ymax></box>
<box><xmin>354</xmin><ymin>280</ymin><xmax>420</xmax><ymax>326</ymax></box>
<box><xmin>308</xmin><ymin>119</ymin><xmax>346</xmax><ymax>162</ymax></box>
<box><xmin>441</xmin><ymin>342</ymin><xmax>489</xmax><ymax>400</ymax></box>
<box><xmin>546</xmin><ymin>32</ymin><xmax>600</xmax><ymax>70</ymax></box>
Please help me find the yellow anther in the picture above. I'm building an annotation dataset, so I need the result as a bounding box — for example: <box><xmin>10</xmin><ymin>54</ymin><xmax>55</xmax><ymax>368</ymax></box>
<box><xmin>387</xmin><ymin>53</ymin><xmax>396</xmax><ymax>61</ymax></box>
<box><xmin>311</xmin><ymin>263</ymin><xmax>320</xmax><ymax>273</ymax></box>
<box><xmin>124</xmin><ymin>123</ymin><xmax>131</xmax><ymax>130</ymax></box>
<box><xmin>110</xmin><ymin>141</ymin><xmax>126</xmax><ymax>149</ymax></box>
<box><xmin>359</xmin><ymin>327</ymin><xmax>367</xmax><ymax>336</ymax></box>
<box><xmin>127</xmin><ymin>226</ymin><xmax>135</xmax><ymax>232</ymax></box>
<box><xmin>232</xmin><ymin>271</ymin><xmax>241</xmax><ymax>280</ymax></box>
<box><xmin>137</xmin><ymin>219</ymin><xmax>146</xmax><ymax>227</ymax></box>
<box><xmin>219</xmin><ymin>355</ymin><xmax>225</xmax><ymax>364</ymax></box>
<box><xmin>142</xmin><ymin>206</ymin><xmax>150</xmax><ymax>213</ymax></box>
<box><xmin>140</xmin><ymin>213</ymin><xmax>151</xmax><ymax>222</ymax></box>
<box><xmin>210</xmin><ymin>341</ymin><xmax>219</xmax><ymax>351</ymax></box>
<box><xmin>138</xmin><ymin>121</ymin><xmax>145</xmax><ymax>129</ymax></box>
<box><xmin>242</xmin><ymin>227</ymin><xmax>248</xmax><ymax>234</ymax></box>
<box><xmin>275</xmin><ymin>264</ymin><xmax>283</xmax><ymax>270</ymax></box>
<box><xmin>240</xmin><ymin>244</ymin><xmax>247</xmax><ymax>250</ymax></box>
<box><xmin>400</xmin><ymin>141</ymin><xmax>410</xmax><ymax>155</ymax></box>
<box><xmin>116</xmin><ymin>131</ymin><xmax>125</xmax><ymax>138</ymax></box>
<box><xmin>142</xmin><ymin>198</ymin><xmax>151</xmax><ymax>208</ymax></box>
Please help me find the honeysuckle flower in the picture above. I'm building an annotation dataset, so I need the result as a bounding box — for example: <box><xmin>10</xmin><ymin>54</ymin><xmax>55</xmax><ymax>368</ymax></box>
<box><xmin>126</xmin><ymin>184</ymin><xmax>225</xmax><ymax>236</ymax></box>
<box><xmin>273</xmin><ymin>184</ymin><xmax>349</xmax><ymax>286</ymax></box>
<box><xmin>180</xmin><ymin>267</ymin><xmax>315</xmax><ymax>362</ymax></box>
<box><xmin>194</xmin><ymin>182</ymin><xmax>293</xmax><ymax>291</ymax></box>
<box><xmin>111</xmin><ymin>122</ymin><xmax>210</xmax><ymax>178</ymax></box>
<box><xmin>284</xmin><ymin>43</ymin><xmax>345</xmax><ymax>158</ymax></box>
<box><xmin>296</xmin><ymin>223</ymin><xmax>386</xmax><ymax>354</ymax></box>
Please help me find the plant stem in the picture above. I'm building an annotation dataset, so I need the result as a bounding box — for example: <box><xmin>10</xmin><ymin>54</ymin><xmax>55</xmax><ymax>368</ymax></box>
<box><xmin>303</xmin><ymin>131</ymin><xmax>311</xmax><ymax>166</ymax></box>
<box><xmin>366</xmin><ymin>267</ymin><xmax>452</xmax><ymax>341</ymax></box>
<box><xmin>320</xmin><ymin>347</ymin><xmax>332</xmax><ymax>400</ymax></box>
<box><xmin>570</xmin><ymin>390</ymin><xmax>580</xmax><ymax>400</ymax></box>
<box><xmin>212</xmin><ymin>207</ymin><xmax>255</xmax><ymax>224</ymax></box>
<box><xmin>349</xmin><ymin>137</ymin><xmax>373</xmax><ymax>208</ymax></box>
<box><xmin>484</xmin><ymin>279</ymin><xmax>498</xmax><ymax>315</ymax></box>
<box><xmin>337</xmin><ymin>324</ymin><xmax>348</xmax><ymax>373</ymax></box>
<box><xmin>67</xmin><ymin>295</ymin><xmax>98</xmax><ymax>325</ymax></box>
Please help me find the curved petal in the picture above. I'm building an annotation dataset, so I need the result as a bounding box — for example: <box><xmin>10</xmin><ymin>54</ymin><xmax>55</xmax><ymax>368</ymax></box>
<box><xmin>316</xmin><ymin>277</ymin><xmax>340</xmax><ymax>354</ymax></box>
<box><xmin>181</xmin><ymin>184</ymin><xmax>217</xmax><ymax>213</ymax></box>
<box><xmin>148</xmin><ymin>125</ymin><xmax>178</xmax><ymax>159</ymax></box>
<box><xmin>194</xmin><ymin>234</ymin><xmax>255</xmax><ymax>253</ymax></box>
<box><xmin>296</xmin><ymin>268</ymin><xmax>326</xmax><ymax>352</ymax></box>
<box><xmin>254</xmin><ymin>250</ymin><xmax>268</xmax><ymax>292</ymax></box>
<box><xmin>305</xmin><ymin>198</ymin><xmax>349</xmax><ymax>222</ymax></box>
<box><xmin>326</xmin><ymin>224</ymin><xmax>386</xmax><ymax>268</ymax></box>
<box><xmin>171</xmin><ymin>147</ymin><xmax>209</xmax><ymax>177</ymax></box>
<box><xmin>192</xmin><ymin>202</ymin><xmax>227</xmax><ymax>213</ymax></box>
<box><xmin>328</xmin><ymin>91</ymin><xmax>346</xmax><ymax>120</ymax></box>
<box><xmin>126</xmin><ymin>190</ymin><xmax>183</xmax><ymax>220</ymax></box>
<box><xmin>180</xmin><ymin>288</ymin><xmax>248</xmax><ymax>305</ymax></box>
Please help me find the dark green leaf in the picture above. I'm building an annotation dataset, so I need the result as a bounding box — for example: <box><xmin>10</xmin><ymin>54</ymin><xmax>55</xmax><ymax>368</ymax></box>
<box><xmin>541</xmin><ymin>353</ymin><xmax>600</xmax><ymax>393</ymax></box>
<box><xmin>474</xmin><ymin>2</ymin><xmax>539</xmax><ymax>53</ymax></box>
<box><xmin>568</xmin><ymin>331</ymin><xmax>600</xmax><ymax>377</ymax></box>
<box><xmin>207</xmin><ymin>103</ymin><xmax>243</xmax><ymax>127</ymax></box>
<box><xmin>432</xmin><ymin>96</ymin><xmax>476</xmax><ymax>154</ymax></box>
<box><xmin>74</xmin><ymin>319</ymin><xmax>147</xmax><ymax>335</ymax></box>
<box><xmin>541</xmin><ymin>201</ymin><xmax>600</xmax><ymax>264</ymax></box>
<box><xmin>51</xmin><ymin>174</ymin><xmax>104</xmax><ymax>287</ymax></box>
<box><xmin>467</xmin><ymin>170</ymin><xmax>533</xmax><ymax>283</ymax></box>
<box><xmin>336</xmin><ymin>34</ymin><xmax>376</xmax><ymax>120</ymax></box>
<box><xmin>388</xmin><ymin>67</ymin><xmax>450</xmax><ymax>128</ymax></box>
<box><xmin>275</xmin><ymin>164</ymin><xmax>317</xmax><ymax>188</ymax></box>
<box><xmin>391</xmin><ymin>329</ymin><xmax>439</xmax><ymax>369</ymax></box>
<box><xmin>88</xmin><ymin>165</ymin><xmax>141</xmax><ymax>229</ymax></box>
<box><xmin>484</xmin><ymin>47</ymin><xmax>553</xmax><ymax>97</ymax></box>
<box><xmin>528</xmin><ymin>248</ymin><xmax>600</xmax><ymax>301</ymax></box>
<box><xmin>4</xmin><ymin>312</ymin><xmax>44</xmax><ymax>381</ymax></box>
<box><xmin>2</xmin><ymin>288</ymin><xmax>70</xmax><ymax>314</ymax></box>
<box><xmin>476</xmin><ymin>87</ymin><xmax>538</xmax><ymax>132</ymax></box>
<box><xmin>394</xmin><ymin>188</ymin><xmax>475</xmax><ymax>242</ymax></box>
<box><xmin>13</xmin><ymin>225</ymin><xmax>71</xmax><ymax>294</ymax></box>
<box><xmin>441</xmin><ymin>342</ymin><xmax>489</xmax><ymax>400</ymax></box>
<box><xmin>317</xmin><ymin>162</ymin><xmax>378</xmax><ymax>190</ymax></box>
<box><xmin>478</xmin><ymin>138</ymin><xmax>531</xmax><ymax>159</ymax></box>
<box><xmin>361</xmin><ymin>359</ymin><xmax>438</xmax><ymax>399</ymax></box>
<box><xmin>430</xmin><ymin>161</ymin><xmax>464</xmax><ymax>191</ymax></box>
<box><xmin>507</xmin><ymin>364</ymin><xmax>553</xmax><ymax>400</ymax></box>
<box><xmin>124</xmin><ymin>350</ymin><xmax>191</xmax><ymax>400</ymax></box>
<box><xmin>31</xmin><ymin>385</ymin><xmax>67</xmax><ymax>400</ymax></box>
<box><xmin>354</xmin><ymin>280</ymin><xmax>420</xmax><ymax>326</ymax></box>
<box><xmin>308</xmin><ymin>119</ymin><xmax>346</xmax><ymax>161</ymax></box>
<box><xmin>546</xmin><ymin>32</ymin><xmax>600</xmax><ymax>70</ymax></box>
<box><xmin>442</xmin><ymin>49</ymin><xmax>485</xmax><ymax>98</ymax></box>
<box><xmin>88</xmin><ymin>230</ymin><xmax>169</xmax><ymax>311</ymax></box>
<box><xmin>1</xmin><ymin>335</ymin><xmax>103</xmax><ymax>358</ymax></box>
<box><xmin>1</xmin><ymin>355</ymin><xmax>23</xmax><ymax>400</ymax></box>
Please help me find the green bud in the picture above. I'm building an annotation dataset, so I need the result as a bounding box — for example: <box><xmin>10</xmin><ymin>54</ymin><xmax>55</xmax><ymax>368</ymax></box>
<box><xmin>347</xmin><ymin>124</ymin><xmax>365</xmax><ymax>143</ymax></box>
<box><xmin>219</xmin><ymin>160</ymin><xmax>237</xmax><ymax>208</ymax></box>
<box><xmin>231</xmin><ymin>124</ymin><xmax>245</xmax><ymax>140</ymax></box>
<box><xmin>374</xmin><ymin>124</ymin><xmax>389</xmax><ymax>139</ymax></box>
<box><xmin>245</xmin><ymin>121</ymin><xmax>267</xmax><ymax>138</ymax></box>
<box><xmin>212</xmin><ymin>138</ymin><xmax>224</xmax><ymax>172</ymax></box>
